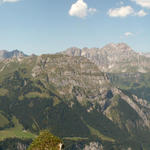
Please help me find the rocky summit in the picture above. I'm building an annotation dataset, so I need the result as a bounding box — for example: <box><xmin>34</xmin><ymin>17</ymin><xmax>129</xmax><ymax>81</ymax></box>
<box><xmin>0</xmin><ymin>49</ymin><xmax>27</xmax><ymax>60</ymax></box>
<box><xmin>62</xmin><ymin>43</ymin><xmax>150</xmax><ymax>73</ymax></box>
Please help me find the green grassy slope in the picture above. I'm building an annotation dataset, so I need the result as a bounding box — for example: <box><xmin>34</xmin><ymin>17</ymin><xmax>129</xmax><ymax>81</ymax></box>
<box><xmin>108</xmin><ymin>72</ymin><xmax>150</xmax><ymax>101</ymax></box>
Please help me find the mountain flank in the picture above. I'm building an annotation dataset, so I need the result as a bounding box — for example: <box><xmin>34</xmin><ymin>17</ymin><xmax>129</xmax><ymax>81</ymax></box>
<box><xmin>0</xmin><ymin>44</ymin><xmax>150</xmax><ymax>149</ymax></box>
<box><xmin>0</xmin><ymin>54</ymin><xmax>150</xmax><ymax>149</ymax></box>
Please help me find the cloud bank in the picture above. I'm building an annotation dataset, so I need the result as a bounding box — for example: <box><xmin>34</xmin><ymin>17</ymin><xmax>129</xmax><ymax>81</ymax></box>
<box><xmin>108</xmin><ymin>6</ymin><xmax>147</xmax><ymax>17</ymax></box>
<box><xmin>108</xmin><ymin>6</ymin><xmax>134</xmax><ymax>17</ymax></box>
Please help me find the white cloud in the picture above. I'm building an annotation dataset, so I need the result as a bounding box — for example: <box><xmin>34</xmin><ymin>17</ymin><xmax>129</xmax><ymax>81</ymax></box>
<box><xmin>136</xmin><ymin>9</ymin><xmax>147</xmax><ymax>16</ymax></box>
<box><xmin>108</xmin><ymin>6</ymin><xmax>134</xmax><ymax>17</ymax></box>
<box><xmin>124</xmin><ymin>32</ymin><xmax>134</xmax><ymax>36</ymax></box>
<box><xmin>131</xmin><ymin>0</ymin><xmax>150</xmax><ymax>8</ymax></box>
<box><xmin>69</xmin><ymin>0</ymin><xmax>97</xmax><ymax>18</ymax></box>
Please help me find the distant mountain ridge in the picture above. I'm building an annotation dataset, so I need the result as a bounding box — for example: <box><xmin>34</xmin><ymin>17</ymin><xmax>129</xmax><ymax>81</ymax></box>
<box><xmin>1</xmin><ymin>43</ymin><xmax>150</xmax><ymax>74</ymax></box>
<box><xmin>0</xmin><ymin>50</ymin><xmax>27</xmax><ymax>60</ymax></box>
<box><xmin>62</xmin><ymin>43</ymin><xmax>150</xmax><ymax>73</ymax></box>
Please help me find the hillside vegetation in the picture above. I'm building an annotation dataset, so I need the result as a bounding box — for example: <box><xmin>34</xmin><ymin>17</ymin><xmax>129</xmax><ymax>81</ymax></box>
<box><xmin>0</xmin><ymin>54</ymin><xmax>150</xmax><ymax>149</ymax></box>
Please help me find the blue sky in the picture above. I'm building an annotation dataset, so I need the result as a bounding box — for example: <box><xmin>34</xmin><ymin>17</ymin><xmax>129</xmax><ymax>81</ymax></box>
<box><xmin>0</xmin><ymin>0</ymin><xmax>149</xmax><ymax>55</ymax></box>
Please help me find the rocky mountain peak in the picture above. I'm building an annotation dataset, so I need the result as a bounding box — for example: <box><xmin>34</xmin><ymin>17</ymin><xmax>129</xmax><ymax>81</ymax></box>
<box><xmin>141</xmin><ymin>52</ymin><xmax>150</xmax><ymax>58</ymax></box>
<box><xmin>117</xmin><ymin>42</ymin><xmax>131</xmax><ymax>48</ymax></box>
<box><xmin>0</xmin><ymin>49</ymin><xmax>27</xmax><ymax>60</ymax></box>
<box><xmin>62</xmin><ymin>43</ymin><xmax>150</xmax><ymax>73</ymax></box>
<box><xmin>103</xmin><ymin>43</ymin><xmax>117</xmax><ymax>48</ymax></box>
<box><xmin>101</xmin><ymin>43</ymin><xmax>133</xmax><ymax>53</ymax></box>
<box><xmin>117</xmin><ymin>43</ymin><xmax>133</xmax><ymax>51</ymax></box>
<box><xmin>64</xmin><ymin>47</ymin><xmax>81</xmax><ymax>56</ymax></box>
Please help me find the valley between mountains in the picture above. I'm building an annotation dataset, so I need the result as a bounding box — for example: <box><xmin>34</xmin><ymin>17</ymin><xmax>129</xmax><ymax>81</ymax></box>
<box><xmin>0</xmin><ymin>43</ymin><xmax>150</xmax><ymax>150</ymax></box>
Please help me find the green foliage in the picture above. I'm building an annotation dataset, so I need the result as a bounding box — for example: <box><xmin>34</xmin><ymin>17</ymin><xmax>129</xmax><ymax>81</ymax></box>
<box><xmin>108</xmin><ymin>72</ymin><xmax>150</xmax><ymax>101</ymax></box>
<box><xmin>0</xmin><ymin>116</ymin><xmax>36</xmax><ymax>141</ymax></box>
<box><xmin>27</xmin><ymin>130</ymin><xmax>63</xmax><ymax>150</ymax></box>
<box><xmin>85</xmin><ymin>123</ymin><xmax>115</xmax><ymax>142</ymax></box>
<box><xmin>0</xmin><ymin>88</ymin><xmax>8</xmax><ymax>96</ymax></box>
<box><xmin>0</xmin><ymin>138</ymin><xmax>31</xmax><ymax>150</ymax></box>
<box><xmin>0</xmin><ymin>113</ymin><xmax>9</xmax><ymax>128</ymax></box>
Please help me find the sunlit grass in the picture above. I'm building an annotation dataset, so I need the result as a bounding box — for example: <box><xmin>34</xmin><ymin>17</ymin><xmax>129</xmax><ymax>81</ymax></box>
<box><xmin>0</xmin><ymin>116</ymin><xmax>36</xmax><ymax>141</ymax></box>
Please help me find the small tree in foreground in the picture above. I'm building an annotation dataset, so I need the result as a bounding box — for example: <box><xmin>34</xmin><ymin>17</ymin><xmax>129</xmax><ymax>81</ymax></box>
<box><xmin>27</xmin><ymin>130</ymin><xmax>64</xmax><ymax>150</ymax></box>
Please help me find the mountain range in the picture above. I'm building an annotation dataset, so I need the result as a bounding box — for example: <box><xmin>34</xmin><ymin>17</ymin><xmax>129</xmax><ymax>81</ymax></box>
<box><xmin>62</xmin><ymin>43</ymin><xmax>150</xmax><ymax>73</ymax></box>
<box><xmin>0</xmin><ymin>43</ymin><xmax>150</xmax><ymax>150</ymax></box>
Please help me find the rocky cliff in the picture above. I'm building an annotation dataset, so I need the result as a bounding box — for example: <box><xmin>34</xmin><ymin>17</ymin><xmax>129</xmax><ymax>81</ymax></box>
<box><xmin>62</xmin><ymin>43</ymin><xmax>150</xmax><ymax>73</ymax></box>
<box><xmin>30</xmin><ymin>54</ymin><xmax>150</xmax><ymax>134</ymax></box>
<box><xmin>0</xmin><ymin>50</ymin><xmax>27</xmax><ymax>60</ymax></box>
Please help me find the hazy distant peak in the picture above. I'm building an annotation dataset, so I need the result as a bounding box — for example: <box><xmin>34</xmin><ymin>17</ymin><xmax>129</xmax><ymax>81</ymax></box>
<box><xmin>101</xmin><ymin>43</ymin><xmax>133</xmax><ymax>52</ymax></box>
<box><xmin>62</xmin><ymin>43</ymin><xmax>150</xmax><ymax>73</ymax></box>
<box><xmin>140</xmin><ymin>52</ymin><xmax>150</xmax><ymax>58</ymax></box>
<box><xmin>0</xmin><ymin>49</ymin><xmax>27</xmax><ymax>60</ymax></box>
<box><xmin>105</xmin><ymin>43</ymin><xmax>117</xmax><ymax>47</ymax></box>
<box><xmin>64</xmin><ymin>47</ymin><xmax>81</xmax><ymax>56</ymax></box>
<box><xmin>63</xmin><ymin>43</ymin><xmax>135</xmax><ymax>57</ymax></box>
<box><xmin>116</xmin><ymin>43</ymin><xmax>132</xmax><ymax>50</ymax></box>
<box><xmin>11</xmin><ymin>49</ymin><xmax>27</xmax><ymax>56</ymax></box>
<box><xmin>0</xmin><ymin>50</ymin><xmax>8</xmax><ymax>53</ymax></box>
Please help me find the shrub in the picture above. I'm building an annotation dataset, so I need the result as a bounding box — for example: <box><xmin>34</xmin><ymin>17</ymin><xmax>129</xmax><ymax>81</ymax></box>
<box><xmin>27</xmin><ymin>130</ymin><xmax>64</xmax><ymax>150</ymax></box>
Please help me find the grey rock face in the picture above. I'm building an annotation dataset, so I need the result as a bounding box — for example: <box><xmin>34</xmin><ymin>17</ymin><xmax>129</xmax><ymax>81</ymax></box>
<box><xmin>32</xmin><ymin>54</ymin><xmax>111</xmax><ymax>105</ymax></box>
<box><xmin>0</xmin><ymin>49</ymin><xmax>27</xmax><ymax>60</ymax></box>
<box><xmin>31</xmin><ymin>54</ymin><xmax>150</xmax><ymax>130</ymax></box>
<box><xmin>62</xmin><ymin>43</ymin><xmax>150</xmax><ymax>73</ymax></box>
<box><xmin>17</xmin><ymin>143</ymin><xmax>27</xmax><ymax>150</ymax></box>
<box><xmin>83</xmin><ymin>142</ymin><xmax>103</xmax><ymax>150</ymax></box>
<box><xmin>141</xmin><ymin>52</ymin><xmax>150</xmax><ymax>58</ymax></box>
